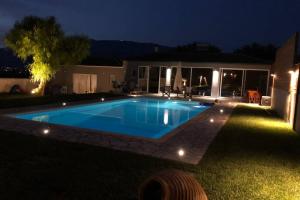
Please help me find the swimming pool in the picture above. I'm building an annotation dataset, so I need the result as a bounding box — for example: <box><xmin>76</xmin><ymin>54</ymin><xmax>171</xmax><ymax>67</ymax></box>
<box><xmin>14</xmin><ymin>98</ymin><xmax>210</xmax><ymax>139</ymax></box>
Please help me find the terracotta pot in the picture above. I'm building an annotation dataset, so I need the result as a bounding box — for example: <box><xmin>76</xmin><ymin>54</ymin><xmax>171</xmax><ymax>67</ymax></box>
<box><xmin>139</xmin><ymin>169</ymin><xmax>208</xmax><ymax>200</ymax></box>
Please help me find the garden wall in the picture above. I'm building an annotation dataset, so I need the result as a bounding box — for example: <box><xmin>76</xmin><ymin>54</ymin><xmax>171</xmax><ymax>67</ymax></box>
<box><xmin>271</xmin><ymin>33</ymin><xmax>299</xmax><ymax>127</ymax></box>
<box><xmin>0</xmin><ymin>78</ymin><xmax>36</xmax><ymax>93</ymax></box>
<box><xmin>50</xmin><ymin>65</ymin><xmax>125</xmax><ymax>93</ymax></box>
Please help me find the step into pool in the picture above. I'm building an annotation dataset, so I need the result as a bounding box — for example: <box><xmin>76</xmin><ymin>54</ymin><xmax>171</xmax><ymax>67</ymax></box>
<box><xmin>15</xmin><ymin>98</ymin><xmax>210</xmax><ymax>139</ymax></box>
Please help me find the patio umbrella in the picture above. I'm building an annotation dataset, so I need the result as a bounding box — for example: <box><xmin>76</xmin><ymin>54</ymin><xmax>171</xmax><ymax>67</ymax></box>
<box><xmin>173</xmin><ymin>66</ymin><xmax>183</xmax><ymax>91</ymax></box>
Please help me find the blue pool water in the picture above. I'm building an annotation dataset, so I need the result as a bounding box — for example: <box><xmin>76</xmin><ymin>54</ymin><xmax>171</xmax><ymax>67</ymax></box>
<box><xmin>15</xmin><ymin>98</ymin><xmax>210</xmax><ymax>139</ymax></box>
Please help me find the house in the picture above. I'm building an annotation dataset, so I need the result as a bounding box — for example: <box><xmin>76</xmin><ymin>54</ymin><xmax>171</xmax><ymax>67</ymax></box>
<box><xmin>49</xmin><ymin>57</ymin><xmax>125</xmax><ymax>94</ymax></box>
<box><xmin>124</xmin><ymin>52</ymin><xmax>271</xmax><ymax>98</ymax></box>
<box><xmin>271</xmin><ymin>32</ymin><xmax>300</xmax><ymax>132</ymax></box>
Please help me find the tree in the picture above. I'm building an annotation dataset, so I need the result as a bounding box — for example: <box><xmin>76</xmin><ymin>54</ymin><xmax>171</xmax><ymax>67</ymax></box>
<box><xmin>4</xmin><ymin>16</ymin><xmax>90</xmax><ymax>95</ymax></box>
<box><xmin>234</xmin><ymin>43</ymin><xmax>277</xmax><ymax>61</ymax></box>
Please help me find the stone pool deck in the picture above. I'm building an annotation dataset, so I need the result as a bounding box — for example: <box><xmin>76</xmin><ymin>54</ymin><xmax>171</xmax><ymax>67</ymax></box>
<box><xmin>0</xmin><ymin>97</ymin><xmax>235</xmax><ymax>164</ymax></box>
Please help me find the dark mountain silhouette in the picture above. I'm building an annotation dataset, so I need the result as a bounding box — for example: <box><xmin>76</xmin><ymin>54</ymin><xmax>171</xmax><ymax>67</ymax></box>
<box><xmin>89</xmin><ymin>39</ymin><xmax>172</xmax><ymax>59</ymax></box>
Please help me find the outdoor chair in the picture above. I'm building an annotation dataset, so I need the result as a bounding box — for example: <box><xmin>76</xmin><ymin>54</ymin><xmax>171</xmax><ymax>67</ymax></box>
<box><xmin>161</xmin><ymin>86</ymin><xmax>171</xmax><ymax>97</ymax></box>
<box><xmin>174</xmin><ymin>86</ymin><xmax>180</xmax><ymax>97</ymax></box>
<box><xmin>247</xmin><ymin>90</ymin><xmax>261</xmax><ymax>103</ymax></box>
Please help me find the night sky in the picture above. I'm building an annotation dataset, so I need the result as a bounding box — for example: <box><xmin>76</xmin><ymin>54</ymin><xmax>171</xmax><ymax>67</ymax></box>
<box><xmin>0</xmin><ymin>0</ymin><xmax>299</xmax><ymax>51</ymax></box>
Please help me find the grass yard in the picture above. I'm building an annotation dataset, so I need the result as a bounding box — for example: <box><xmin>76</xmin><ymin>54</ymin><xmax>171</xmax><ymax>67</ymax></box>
<box><xmin>0</xmin><ymin>103</ymin><xmax>300</xmax><ymax>199</ymax></box>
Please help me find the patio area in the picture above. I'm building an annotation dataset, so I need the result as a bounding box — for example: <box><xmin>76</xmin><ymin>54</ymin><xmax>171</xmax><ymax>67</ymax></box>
<box><xmin>0</xmin><ymin>96</ymin><xmax>236</xmax><ymax>164</ymax></box>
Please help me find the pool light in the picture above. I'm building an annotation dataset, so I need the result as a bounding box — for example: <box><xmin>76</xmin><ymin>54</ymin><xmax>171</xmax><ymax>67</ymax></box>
<box><xmin>62</xmin><ymin>102</ymin><xmax>67</xmax><ymax>106</ymax></box>
<box><xmin>43</xmin><ymin>129</ymin><xmax>49</xmax><ymax>135</ymax></box>
<box><xmin>101</xmin><ymin>98</ymin><xmax>105</xmax><ymax>102</ymax></box>
<box><xmin>210</xmin><ymin>118</ymin><xmax>214</xmax><ymax>123</ymax></box>
<box><xmin>168</xmin><ymin>97</ymin><xmax>171</xmax><ymax>100</ymax></box>
<box><xmin>178</xmin><ymin>149</ymin><xmax>185</xmax><ymax>157</ymax></box>
<box><xmin>189</xmin><ymin>98</ymin><xmax>192</xmax><ymax>101</ymax></box>
<box><xmin>193</xmin><ymin>105</ymin><xmax>202</xmax><ymax>108</ymax></box>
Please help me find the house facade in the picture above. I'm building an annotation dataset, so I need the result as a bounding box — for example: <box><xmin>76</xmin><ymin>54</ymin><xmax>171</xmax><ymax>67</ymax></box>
<box><xmin>49</xmin><ymin>64</ymin><xmax>125</xmax><ymax>94</ymax></box>
<box><xmin>124</xmin><ymin>53</ymin><xmax>271</xmax><ymax>98</ymax></box>
<box><xmin>271</xmin><ymin>32</ymin><xmax>300</xmax><ymax>131</ymax></box>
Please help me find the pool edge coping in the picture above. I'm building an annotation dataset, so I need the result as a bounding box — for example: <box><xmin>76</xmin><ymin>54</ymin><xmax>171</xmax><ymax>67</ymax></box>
<box><xmin>0</xmin><ymin>96</ymin><xmax>236</xmax><ymax>164</ymax></box>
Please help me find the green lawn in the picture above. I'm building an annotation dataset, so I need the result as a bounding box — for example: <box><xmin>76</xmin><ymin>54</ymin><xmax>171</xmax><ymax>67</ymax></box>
<box><xmin>0</xmin><ymin>102</ymin><xmax>300</xmax><ymax>199</ymax></box>
<box><xmin>0</xmin><ymin>93</ymin><xmax>123</xmax><ymax>109</ymax></box>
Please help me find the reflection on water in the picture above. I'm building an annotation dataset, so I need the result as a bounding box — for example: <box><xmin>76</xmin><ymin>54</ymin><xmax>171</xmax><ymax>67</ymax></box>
<box><xmin>32</xmin><ymin>115</ymin><xmax>49</xmax><ymax>122</ymax></box>
<box><xmin>164</xmin><ymin>109</ymin><xmax>169</xmax><ymax>125</ymax></box>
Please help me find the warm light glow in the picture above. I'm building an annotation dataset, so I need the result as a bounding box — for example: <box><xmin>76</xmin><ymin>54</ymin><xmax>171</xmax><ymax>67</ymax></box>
<box><xmin>270</xmin><ymin>73</ymin><xmax>276</xmax><ymax>107</ymax></box>
<box><xmin>101</xmin><ymin>98</ymin><xmax>105</xmax><ymax>102</ymax></box>
<box><xmin>211</xmin><ymin>70</ymin><xmax>220</xmax><ymax>98</ymax></box>
<box><xmin>128</xmin><ymin>94</ymin><xmax>138</xmax><ymax>97</ymax></box>
<box><xmin>220</xmin><ymin>109</ymin><xmax>224</xmax><ymax>113</ymax></box>
<box><xmin>43</xmin><ymin>129</ymin><xmax>49</xmax><ymax>135</ymax></box>
<box><xmin>210</xmin><ymin>118</ymin><xmax>214</xmax><ymax>123</ymax></box>
<box><xmin>178</xmin><ymin>149</ymin><xmax>185</xmax><ymax>157</ymax></box>
<box><xmin>189</xmin><ymin>98</ymin><xmax>192</xmax><ymax>101</ymax></box>
<box><xmin>287</xmin><ymin>70</ymin><xmax>299</xmax><ymax>125</ymax></box>
<box><xmin>31</xmin><ymin>88</ymin><xmax>39</xmax><ymax>94</ymax></box>
<box><xmin>62</xmin><ymin>102</ymin><xmax>67</xmax><ymax>106</ymax></box>
<box><xmin>166</xmin><ymin>68</ymin><xmax>172</xmax><ymax>86</ymax></box>
<box><xmin>163</xmin><ymin>109</ymin><xmax>169</xmax><ymax>125</ymax></box>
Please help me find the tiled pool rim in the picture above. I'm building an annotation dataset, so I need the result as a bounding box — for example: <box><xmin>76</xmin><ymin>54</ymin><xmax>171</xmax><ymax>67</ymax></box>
<box><xmin>0</xmin><ymin>97</ymin><xmax>235</xmax><ymax>164</ymax></box>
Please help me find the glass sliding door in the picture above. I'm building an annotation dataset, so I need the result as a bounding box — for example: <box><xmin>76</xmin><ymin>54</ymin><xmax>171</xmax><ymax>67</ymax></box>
<box><xmin>159</xmin><ymin>67</ymin><xmax>177</xmax><ymax>92</ymax></box>
<box><xmin>138</xmin><ymin>66</ymin><xmax>148</xmax><ymax>92</ymax></box>
<box><xmin>191</xmin><ymin>68</ymin><xmax>212</xmax><ymax>96</ymax></box>
<box><xmin>221</xmin><ymin>69</ymin><xmax>243</xmax><ymax>97</ymax></box>
<box><xmin>244</xmin><ymin>70</ymin><xmax>269</xmax><ymax>96</ymax></box>
<box><xmin>182</xmin><ymin>68</ymin><xmax>191</xmax><ymax>87</ymax></box>
<box><xmin>159</xmin><ymin>67</ymin><xmax>166</xmax><ymax>92</ymax></box>
<box><xmin>171</xmin><ymin>67</ymin><xmax>177</xmax><ymax>91</ymax></box>
<box><xmin>148</xmin><ymin>66</ymin><xmax>160</xmax><ymax>93</ymax></box>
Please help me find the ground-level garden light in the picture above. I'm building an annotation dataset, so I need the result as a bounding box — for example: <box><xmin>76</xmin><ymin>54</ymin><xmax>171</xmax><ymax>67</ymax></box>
<box><xmin>220</xmin><ymin>109</ymin><xmax>224</xmax><ymax>113</ymax></box>
<box><xmin>178</xmin><ymin>149</ymin><xmax>185</xmax><ymax>157</ymax></box>
<box><xmin>210</xmin><ymin>118</ymin><xmax>214</xmax><ymax>123</ymax></box>
<box><xmin>42</xmin><ymin>128</ymin><xmax>50</xmax><ymax>135</ymax></box>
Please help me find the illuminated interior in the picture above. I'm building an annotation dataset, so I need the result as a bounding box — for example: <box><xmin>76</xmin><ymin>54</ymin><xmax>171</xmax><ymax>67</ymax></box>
<box><xmin>166</xmin><ymin>68</ymin><xmax>172</xmax><ymax>86</ymax></box>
